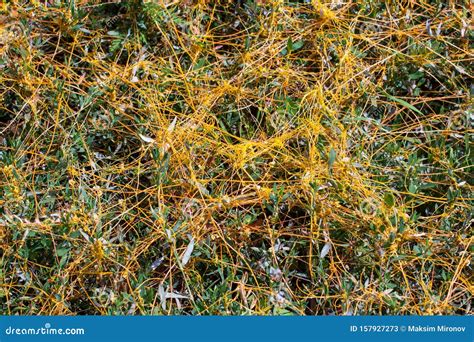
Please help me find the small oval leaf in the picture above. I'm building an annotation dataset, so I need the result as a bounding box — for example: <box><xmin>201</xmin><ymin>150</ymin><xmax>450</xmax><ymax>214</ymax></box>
<box><xmin>138</xmin><ymin>134</ymin><xmax>155</xmax><ymax>144</ymax></box>
<box><xmin>328</xmin><ymin>148</ymin><xmax>337</xmax><ymax>172</ymax></box>
<box><xmin>181</xmin><ymin>238</ymin><xmax>195</xmax><ymax>266</ymax></box>
<box><xmin>384</xmin><ymin>192</ymin><xmax>395</xmax><ymax>207</ymax></box>
<box><xmin>320</xmin><ymin>242</ymin><xmax>331</xmax><ymax>259</ymax></box>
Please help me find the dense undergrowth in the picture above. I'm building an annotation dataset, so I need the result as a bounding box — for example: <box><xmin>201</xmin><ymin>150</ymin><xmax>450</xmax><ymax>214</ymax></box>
<box><xmin>0</xmin><ymin>0</ymin><xmax>472</xmax><ymax>315</ymax></box>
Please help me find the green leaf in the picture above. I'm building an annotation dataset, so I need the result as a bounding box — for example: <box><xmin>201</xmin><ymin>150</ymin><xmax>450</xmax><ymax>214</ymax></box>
<box><xmin>413</xmin><ymin>244</ymin><xmax>422</xmax><ymax>256</ymax></box>
<box><xmin>408</xmin><ymin>182</ymin><xmax>417</xmax><ymax>194</ymax></box>
<box><xmin>274</xmin><ymin>307</ymin><xmax>295</xmax><ymax>315</ymax></box>
<box><xmin>56</xmin><ymin>247</ymin><xmax>70</xmax><ymax>257</ymax></box>
<box><xmin>408</xmin><ymin>70</ymin><xmax>424</xmax><ymax>80</ymax></box>
<box><xmin>328</xmin><ymin>148</ymin><xmax>337</xmax><ymax>172</ymax></box>
<box><xmin>383</xmin><ymin>192</ymin><xmax>395</xmax><ymax>207</ymax></box>
<box><xmin>286</xmin><ymin>37</ymin><xmax>304</xmax><ymax>54</ymax></box>
<box><xmin>385</xmin><ymin>93</ymin><xmax>423</xmax><ymax>116</ymax></box>
<box><xmin>59</xmin><ymin>254</ymin><xmax>69</xmax><ymax>268</ymax></box>
<box><xmin>292</xmin><ymin>39</ymin><xmax>304</xmax><ymax>51</ymax></box>
<box><xmin>390</xmin><ymin>254</ymin><xmax>408</xmax><ymax>261</ymax></box>
<box><xmin>287</xmin><ymin>37</ymin><xmax>293</xmax><ymax>53</ymax></box>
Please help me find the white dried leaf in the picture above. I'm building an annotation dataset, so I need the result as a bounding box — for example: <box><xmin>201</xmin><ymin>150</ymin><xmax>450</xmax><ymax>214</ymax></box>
<box><xmin>21</xmin><ymin>229</ymin><xmax>30</xmax><ymax>242</ymax></box>
<box><xmin>127</xmin><ymin>303</ymin><xmax>137</xmax><ymax>315</ymax></box>
<box><xmin>194</xmin><ymin>181</ymin><xmax>209</xmax><ymax>196</ymax></box>
<box><xmin>405</xmin><ymin>9</ymin><xmax>411</xmax><ymax>22</ymax></box>
<box><xmin>425</xmin><ymin>20</ymin><xmax>432</xmax><ymax>36</ymax></box>
<box><xmin>167</xmin><ymin>117</ymin><xmax>177</xmax><ymax>133</ymax></box>
<box><xmin>158</xmin><ymin>284</ymin><xmax>166</xmax><ymax>310</ymax></box>
<box><xmin>16</xmin><ymin>269</ymin><xmax>28</xmax><ymax>282</ymax></box>
<box><xmin>138</xmin><ymin>134</ymin><xmax>155</xmax><ymax>144</ymax></box>
<box><xmin>320</xmin><ymin>242</ymin><xmax>331</xmax><ymax>259</ymax></box>
<box><xmin>161</xmin><ymin>143</ymin><xmax>171</xmax><ymax>154</ymax></box>
<box><xmin>181</xmin><ymin>238</ymin><xmax>195</xmax><ymax>266</ymax></box>
<box><xmin>175</xmin><ymin>297</ymin><xmax>182</xmax><ymax>310</ymax></box>
<box><xmin>436</xmin><ymin>22</ymin><xmax>442</xmax><ymax>36</ymax></box>
<box><xmin>317</xmin><ymin>183</ymin><xmax>330</xmax><ymax>191</ymax></box>
<box><xmin>79</xmin><ymin>229</ymin><xmax>91</xmax><ymax>242</ymax></box>
<box><xmin>151</xmin><ymin>257</ymin><xmax>164</xmax><ymax>270</ymax></box>
<box><xmin>455</xmin><ymin>65</ymin><xmax>466</xmax><ymax>75</ymax></box>
<box><xmin>165</xmin><ymin>292</ymin><xmax>189</xmax><ymax>300</ymax></box>
<box><xmin>461</xmin><ymin>20</ymin><xmax>467</xmax><ymax>37</ymax></box>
